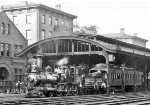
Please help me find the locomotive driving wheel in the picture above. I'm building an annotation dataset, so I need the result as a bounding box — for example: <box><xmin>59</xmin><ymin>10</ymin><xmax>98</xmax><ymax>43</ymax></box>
<box><xmin>72</xmin><ymin>84</ymin><xmax>78</xmax><ymax>95</ymax></box>
<box><xmin>47</xmin><ymin>92</ymin><xmax>53</xmax><ymax>97</ymax></box>
<box><xmin>56</xmin><ymin>91</ymin><xmax>62</xmax><ymax>96</ymax></box>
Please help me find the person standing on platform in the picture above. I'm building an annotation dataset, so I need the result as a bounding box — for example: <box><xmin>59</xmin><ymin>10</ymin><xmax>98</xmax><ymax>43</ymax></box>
<box><xmin>81</xmin><ymin>74</ymin><xmax>85</xmax><ymax>86</ymax></box>
<box><xmin>16</xmin><ymin>81</ymin><xmax>22</xmax><ymax>93</ymax></box>
<box><xmin>101</xmin><ymin>81</ymin><xmax>106</xmax><ymax>94</ymax></box>
<box><xmin>79</xmin><ymin>82</ymin><xmax>83</xmax><ymax>95</ymax></box>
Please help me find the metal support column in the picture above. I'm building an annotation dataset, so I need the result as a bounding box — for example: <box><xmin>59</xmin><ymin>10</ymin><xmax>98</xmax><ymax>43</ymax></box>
<box><xmin>105</xmin><ymin>54</ymin><xmax>109</xmax><ymax>94</ymax></box>
<box><xmin>144</xmin><ymin>64</ymin><xmax>147</xmax><ymax>92</ymax></box>
<box><xmin>106</xmin><ymin>62</ymin><xmax>109</xmax><ymax>94</ymax></box>
<box><xmin>122</xmin><ymin>64</ymin><xmax>125</xmax><ymax>94</ymax></box>
<box><xmin>133</xmin><ymin>61</ymin><xmax>137</xmax><ymax>92</ymax></box>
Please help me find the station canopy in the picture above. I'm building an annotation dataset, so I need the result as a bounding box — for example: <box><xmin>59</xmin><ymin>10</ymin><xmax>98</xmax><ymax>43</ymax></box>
<box><xmin>17</xmin><ymin>35</ymin><xmax>150</xmax><ymax>59</ymax></box>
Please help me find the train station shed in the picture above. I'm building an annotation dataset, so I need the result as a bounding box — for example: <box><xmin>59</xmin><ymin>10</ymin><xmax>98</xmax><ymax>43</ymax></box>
<box><xmin>17</xmin><ymin>34</ymin><xmax>150</xmax><ymax>92</ymax></box>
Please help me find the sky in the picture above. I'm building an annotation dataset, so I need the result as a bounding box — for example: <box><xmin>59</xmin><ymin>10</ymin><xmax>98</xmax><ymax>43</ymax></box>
<box><xmin>1</xmin><ymin>0</ymin><xmax>150</xmax><ymax>48</ymax></box>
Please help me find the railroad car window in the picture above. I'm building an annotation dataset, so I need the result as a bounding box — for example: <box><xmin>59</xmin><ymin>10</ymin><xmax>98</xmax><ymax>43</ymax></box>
<box><xmin>136</xmin><ymin>75</ymin><xmax>137</xmax><ymax>79</ymax></box>
<box><xmin>139</xmin><ymin>75</ymin><xmax>141</xmax><ymax>79</ymax></box>
<box><xmin>113</xmin><ymin>74</ymin><xmax>114</xmax><ymax>79</ymax></box>
<box><xmin>117</xmin><ymin>74</ymin><xmax>120</xmax><ymax>79</ymax></box>
<box><xmin>130</xmin><ymin>74</ymin><xmax>132</xmax><ymax>79</ymax></box>
<box><xmin>135</xmin><ymin>74</ymin><xmax>136</xmax><ymax>79</ymax></box>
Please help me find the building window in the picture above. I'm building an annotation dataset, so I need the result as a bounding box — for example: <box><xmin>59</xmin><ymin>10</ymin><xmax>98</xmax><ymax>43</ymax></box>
<box><xmin>1</xmin><ymin>43</ymin><xmax>4</xmax><ymax>56</ymax></box>
<box><xmin>13</xmin><ymin>16</ymin><xmax>17</xmax><ymax>25</ymax></box>
<box><xmin>42</xmin><ymin>15</ymin><xmax>45</xmax><ymax>24</ymax></box>
<box><xmin>26</xmin><ymin>30</ymin><xmax>31</xmax><ymax>45</ymax></box>
<box><xmin>6</xmin><ymin>24</ymin><xmax>10</xmax><ymax>35</ymax></box>
<box><xmin>15</xmin><ymin>68</ymin><xmax>18</xmax><ymax>74</ymax></box>
<box><xmin>55</xmin><ymin>19</ymin><xmax>58</xmax><ymax>26</ymax></box>
<box><xmin>18</xmin><ymin>45</ymin><xmax>23</xmax><ymax>52</ymax></box>
<box><xmin>48</xmin><ymin>31</ymin><xmax>52</xmax><ymax>38</ymax></box>
<box><xmin>26</xmin><ymin>14</ymin><xmax>31</xmax><ymax>24</ymax></box>
<box><xmin>19</xmin><ymin>69</ymin><xmax>22</xmax><ymax>74</ymax></box>
<box><xmin>41</xmin><ymin>30</ymin><xmax>45</xmax><ymax>39</ymax></box>
<box><xmin>62</xmin><ymin>20</ymin><xmax>65</xmax><ymax>26</ymax></box>
<box><xmin>49</xmin><ymin>16</ymin><xmax>52</xmax><ymax>25</ymax></box>
<box><xmin>6</xmin><ymin>44</ymin><xmax>10</xmax><ymax>56</ymax></box>
<box><xmin>14</xmin><ymin>45</ymin><xmax>18</xmax><ymax>56</ymax></box>
<box><xmin>1</xmin><ymin>22</ymin><xmax>5</xmax><ymax>34</ymax></box>
<box><xmin>14</xmin><ymin>68</ymin><xmax>23</xmax><ymax>82</ymax></box>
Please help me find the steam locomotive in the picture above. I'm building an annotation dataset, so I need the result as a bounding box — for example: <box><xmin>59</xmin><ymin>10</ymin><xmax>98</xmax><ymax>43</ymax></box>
<box><xmin>24</xmin><ymin>63</ymin><xmax>143</xmax><ymax>97</ymax></box>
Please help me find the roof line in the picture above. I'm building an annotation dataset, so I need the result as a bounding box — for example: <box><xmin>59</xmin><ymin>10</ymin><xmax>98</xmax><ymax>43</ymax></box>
<box><xmin>2</xmin><ymin>3</ymin><xmax>77</xmax><ymax>19</ymax></box>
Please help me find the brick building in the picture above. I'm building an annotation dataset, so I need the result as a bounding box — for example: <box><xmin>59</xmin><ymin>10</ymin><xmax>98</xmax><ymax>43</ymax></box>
<box><xmin>0</xmin><ymin>10</ymin><xmax>27</xmax><ymax>92</ymax></box>
<box><xmin>2</xmin><ymin>1</ymin><xmax>77</xmax><ymax>45</ymax></box>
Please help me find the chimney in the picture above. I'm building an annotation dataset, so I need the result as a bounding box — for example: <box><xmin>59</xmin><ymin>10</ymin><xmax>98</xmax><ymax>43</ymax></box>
<box><xmin>120</xmin><ymin>28</ymin><xmax>125</xmax><ymax>34</ymax></box>
<box><xmin>134</xmin><ymin>33</ymin><xmax>137</xmax><ymax>36</ymax></box>
<box><xmin>55</xmin><ymin>4</ymin><xmax>61</xmax><ymax>10</ymax></box>
<box><xmin>21</xmin><ymin>1</ymin><xmax>28</xmax><ymax>5</ymax></box>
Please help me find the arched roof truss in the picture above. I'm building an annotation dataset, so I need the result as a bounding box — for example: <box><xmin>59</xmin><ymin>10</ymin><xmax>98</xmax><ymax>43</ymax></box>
<box><xmin>17</xmin><ymin>36</ymin><xmax>116</xmax><ymax>57</ymax></box>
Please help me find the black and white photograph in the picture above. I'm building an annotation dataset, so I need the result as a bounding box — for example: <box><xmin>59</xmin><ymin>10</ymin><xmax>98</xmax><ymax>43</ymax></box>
<box><xmin>0</xmin><ymin>0</ymin><xmax>150</xmax><ymax>104</ymax></box>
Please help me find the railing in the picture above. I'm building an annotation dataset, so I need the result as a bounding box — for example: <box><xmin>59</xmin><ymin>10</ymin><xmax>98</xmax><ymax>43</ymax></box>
<box><xmin>0</xmin><ymin>80</ymin><xmax>11</xmax><ymax>86</ymax></box>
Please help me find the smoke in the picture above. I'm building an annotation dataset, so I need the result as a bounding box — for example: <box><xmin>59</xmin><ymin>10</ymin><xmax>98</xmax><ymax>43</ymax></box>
<box><xmin>56</xmin><ymin>57</ymin><xmax>69</xmax><ymax>66</ymax></box>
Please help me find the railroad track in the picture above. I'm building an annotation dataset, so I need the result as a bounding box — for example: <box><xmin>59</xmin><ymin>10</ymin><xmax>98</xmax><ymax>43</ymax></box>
<box><xmin>2</xmin><ymin>93</ymin><xmax>150</xmax><ymax>105</ymax></box>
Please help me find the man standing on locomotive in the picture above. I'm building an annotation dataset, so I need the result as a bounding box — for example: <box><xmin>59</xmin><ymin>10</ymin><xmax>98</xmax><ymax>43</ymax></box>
<box><xmin>65</xmin><ymin>67</ymin><xmax>70</xmax><ymax>82</ymax></box>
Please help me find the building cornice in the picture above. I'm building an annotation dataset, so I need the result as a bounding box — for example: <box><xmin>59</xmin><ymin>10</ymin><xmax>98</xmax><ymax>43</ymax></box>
<box><xmin>1</xmin><ymin>3</ymin><xmax>77</xmax><ymax>19</ymax></box>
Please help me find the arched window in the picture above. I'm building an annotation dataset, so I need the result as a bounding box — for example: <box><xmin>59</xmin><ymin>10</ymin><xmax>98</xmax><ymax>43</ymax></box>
<box><xmin>6</xmin><ymin>24</ymin><xmax>10</xmax><ymax>35</ymax></box>
<box><xmin>1</xmin><ymin>22</ymin><xmax>5</xmax><ymax>34</ymax></box>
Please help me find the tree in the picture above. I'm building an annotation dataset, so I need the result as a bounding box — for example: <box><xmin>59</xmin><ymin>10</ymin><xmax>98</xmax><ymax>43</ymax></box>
<box><xmin>74</xmin><ymin>24</ymin><xmax>98</xmax><ymax>35</ymax></box>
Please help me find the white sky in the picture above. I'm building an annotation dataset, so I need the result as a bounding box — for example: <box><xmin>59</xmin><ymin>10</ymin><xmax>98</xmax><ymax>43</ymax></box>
<box><xmin>1</xmin><ymin>0</ymin><xmax>150</xmax><ymax>48</ymax></box>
